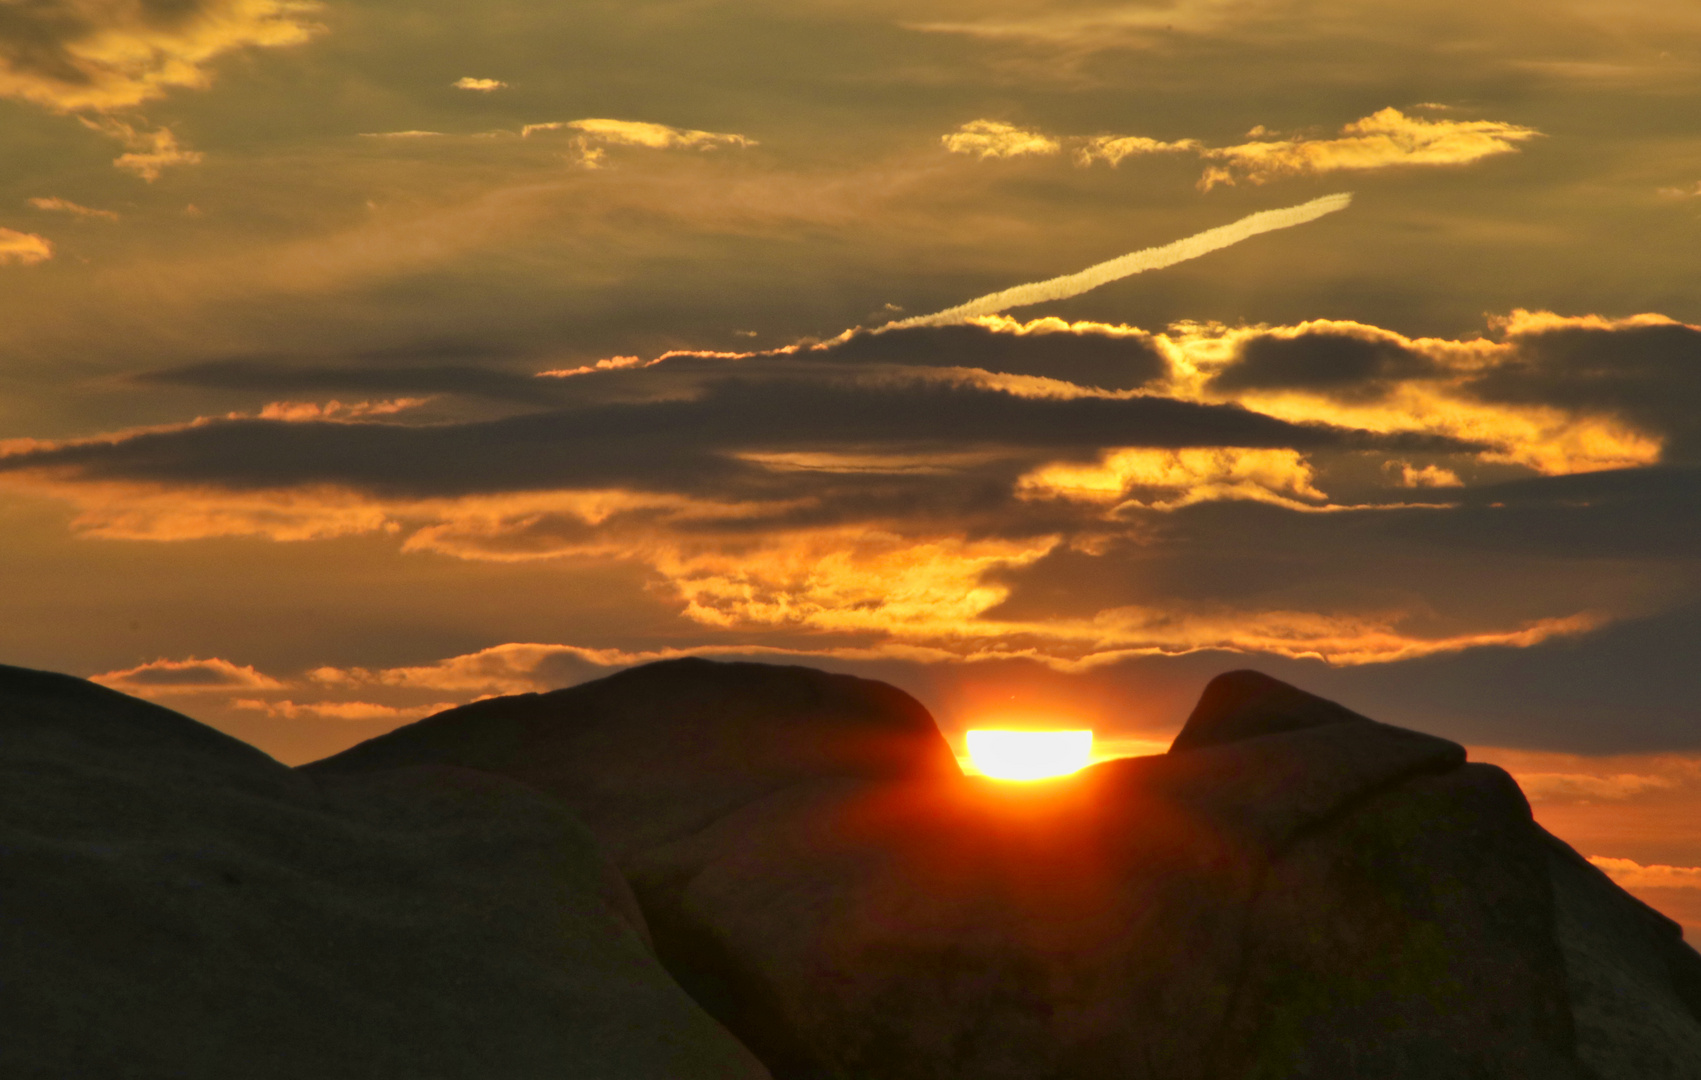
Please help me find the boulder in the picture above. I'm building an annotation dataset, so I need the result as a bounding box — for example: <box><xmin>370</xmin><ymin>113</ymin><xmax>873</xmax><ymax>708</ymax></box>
<box><xmin>313</xmin><ymin>660</ymin><xmax>1701</xmax><ymax>1079</ymax></box>
<box><xmin>308</xmin><ymin>657</ymin><xmax>958</xmax><ymax>862</ymax></box>
<box><xmin>0</xmin><ymin>662</ymin><xmax>771</xmax><ymax>1080</ymax></box>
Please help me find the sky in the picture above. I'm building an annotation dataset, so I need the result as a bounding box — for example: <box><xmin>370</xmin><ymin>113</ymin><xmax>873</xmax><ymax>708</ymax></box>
<box><xmin>2</xmin><ymin>0</ymin><xmax>1699</xmax><ymax>935</ymax></box>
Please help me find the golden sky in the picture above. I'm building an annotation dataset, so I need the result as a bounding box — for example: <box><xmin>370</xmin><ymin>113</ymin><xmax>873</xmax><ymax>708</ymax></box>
<box><xmin>3</xmin><ymin>0</ymin><xmax>1699</xmax><ymax>932</ymax></box>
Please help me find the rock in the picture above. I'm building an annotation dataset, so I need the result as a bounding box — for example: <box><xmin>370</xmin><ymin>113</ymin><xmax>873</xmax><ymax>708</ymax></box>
<box><xmin>311</xmin><ymin>659</ymin><xmax>1701</xmax><ymax>1078</ymax></box>
<box><xmin>308</xmin><ymin>657</ymin><xmax>960</xmax><ymax>862</ymax></box>
<box><xmin>17</xmin><ymin>654</ymin><xmax>1701</xmax><ymax>1078</ymax></box>
<box><xmin>1167</xmin><ymin>667</ymin><xmax>1374</xmax><ymax>752</ymax></box>
<box><xmin>0</xmin><ymin>662</ymin><xmax>771</xmax><ymax>1080</ymax></box>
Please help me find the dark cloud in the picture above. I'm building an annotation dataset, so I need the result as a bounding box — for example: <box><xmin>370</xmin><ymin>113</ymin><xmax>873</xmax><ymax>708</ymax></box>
<box><xmin>810</xmin><ymin>322</ymin><xmax>1169</xmax><ymax>392</ymax></box>
<box><xmin>1465</xmin><ymin>321</ymin><xmax>1701</xmax><ymax>461</ymax></box>
<box><xmin>137</xmin><ymin>358</ymin><xmax>568</xmax><ymax>407</ymax></box>
<box><xmin>5</xmin><ymin>378</ymin><xmax>1468</xmax><ymax>499</ymax></box>
<box><xmin>1209</xmin><ymin>329</ymin><xmax>1439</xmax><ymax>399</ymax></box>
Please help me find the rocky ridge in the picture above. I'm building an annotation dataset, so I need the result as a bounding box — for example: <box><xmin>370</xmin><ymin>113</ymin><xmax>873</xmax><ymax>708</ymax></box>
<box><xmin>5</xmin><ymin>657</ymin><xmax>1699</xmax><ymax>1078</ymax></box>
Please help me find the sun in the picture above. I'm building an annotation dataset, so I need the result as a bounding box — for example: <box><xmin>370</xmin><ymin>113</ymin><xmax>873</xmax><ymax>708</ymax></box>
<box><xmin>965</xmin><ymin>729</ymin><xmax>1094</xmax><ymax>781</ymax></box>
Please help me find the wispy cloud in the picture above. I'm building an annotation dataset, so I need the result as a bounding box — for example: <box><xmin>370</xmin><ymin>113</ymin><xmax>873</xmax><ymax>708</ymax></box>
<box><xmin>888</xmin><ymin>194</ymin><xmax>1353</xmax><ymax>327</ymax></box>
<box><xmin>1198</xmin><ymin>109</ymin><xmax>1540</xmax><ymax>189</ymax></box>
<box><xmin>1519</xmin><ymin>772</ymin><xmax>1675</xmax><ymax>801</ymax></box>
<box><xmin>522</xmin><ymin>118</ymin><xmax>754</xmax><ymax>149</ymax></box>
<box><xmin>92</xmin><ymin>656</ymin><xmax>286</xmax><ymax>694</ymax></box>
<box><xmin>27</xmin><ymin>196</ymin><xmax>118</xmax><ymax>221</ymax></box>
<box><xmin>949</xmin><ymin>109</ymin><xmax>1538</xmax><ymax>190</ymax></box>
<box><xmin>232</xmin><ymin>698</ymin><xmax>457</xmax><ymax>721</ymax></box>
<box><xmin>452</xmin><ymin>77</ymin><xmax>506</xmax><ymax>92</ymax></box>
<box><xmin>1589</xmin><ymin>856</ymin><xmax>1701</xmax><ymax>890</ymax></box>
<box><xmin>0</xmin><ymin>228</ymin><xmax>53</xmax><ymax>266</ymax></box>
<box><xmin>1075</xmin><ymin>134</ymin><xmax>1201</xmax><ymax>166</ymax></box>
<box><xmin>941</xmin><ymin>120</ymin><xmax>1061</xmax><ymax>160</ymax></box>
<box><xmin>79</xmin><ymin>117</ymin><xmax>203</xmax><ymax>181</ymax></box>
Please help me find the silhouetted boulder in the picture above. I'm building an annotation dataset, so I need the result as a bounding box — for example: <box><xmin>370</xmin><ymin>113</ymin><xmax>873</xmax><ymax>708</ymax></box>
<box><xmin>312</xmin><ymin>658</ymin><xmax>1701</xmax><ymax>1079</ymax></box>
<box><xmin>308</xmin><ymin>657</ymin><xmax>959</xmax><ymax>861</ymax></box>
<box><xmin>11</xmin><ymin>655</ymin><xmax>1701</xmax><ymax>1079</ymax></box>
<box><xmin>0</xmin><ymin>663</ymin><xmax>771</xmax><ymax>1080</ymax></box>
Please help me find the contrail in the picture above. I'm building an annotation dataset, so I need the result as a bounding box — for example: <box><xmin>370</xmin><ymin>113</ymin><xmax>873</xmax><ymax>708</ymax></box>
<box><xmin>887</xmin><ymin>192</ymin><xmax>1353</xmax><ymax>329</ymax></box>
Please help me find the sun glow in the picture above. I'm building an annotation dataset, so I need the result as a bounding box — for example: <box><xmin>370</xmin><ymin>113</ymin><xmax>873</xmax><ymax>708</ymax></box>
<box><xmin>966</xmin><ymin>729</ymin><xmax>1095</xmax><ymax>781</ymax></box>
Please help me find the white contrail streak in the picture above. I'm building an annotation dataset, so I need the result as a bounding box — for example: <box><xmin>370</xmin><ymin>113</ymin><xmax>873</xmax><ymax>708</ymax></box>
<box><xmin>887</xmin><ymin>192</ymin><xmax>1353</xmax><ymax>329</ymax></box>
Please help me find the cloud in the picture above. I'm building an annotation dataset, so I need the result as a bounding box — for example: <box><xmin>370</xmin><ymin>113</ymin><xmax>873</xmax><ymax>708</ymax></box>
<box><xmin>27</xmin><ymin>196</ymin><xmax>117</xmax><ymax>221</ymax></box>
<box><xmin>1075</xmin><ymin>134</ymin><xmax>1201</xmax><ymax>166</ymax></box>
<box><xmin>452</xmin><ymin>77</ymin><xmax>505</xmax><ymax>92</ymax></box>
<box><xmin>135</xmin><ymin>356</ymin><xmax>570</xmax><ymax>406</ymax></box>
<box><xmin>803</xmin><ymin>318</ymin><xmax>1170</xmax><ymax>392</ymax></box>
<box><xmin>906</xmin><ymin>1</ymin><xmax>1265</xmax><ymax>50</ymax></box>
<box><xmin>1462</xmin><ymin>310</ymin><xmax>1701</xmax><ymax>462</ymax></box>
<box><xmin>0</xmin><ymin>228</ymin><xmax>53</xmax><ymax>265</ymax></box>
<box><xmin>1388</xmin><ymin>462</ymin><xmax>1463</xmax><ymax>489</ymax></box>
<box><xmin>359</xmin><ymin>130</ymin><xmax>444</xmax><ymax>139</ymax></box>
<box><xmin>1017</xmin><ymin>447</ymin><xmax>1329</xmax><ymax>510</ymax></box>
<box><xmin>1588</xmin><ymin>856</ymin><xmax>1701</xmax><ymax>890</ymax></box>
<box><xmin>1518</xmin><ymin>772</ymin><xmax>1675</xmax><ymax>802</ymax></box>
<box><xmin>232</xmin><ymin>698</ymin><xmax>457</xmax><ymax>721</ymax></box>
<box><xmin>79</xmin><ymin>117</ymin><xmax>203</xmax><ymax>180</ymax></box>
<box><xmin>947</xmin><ymin>109</ymin><xmax>1534</xmax><ymax>190</ymax></box>
<box><xmin>2</xmin><ymin>310</ymin><xmax>1693</xmax><ymax>670</ymax></box>
<box><xmin>1198</xmin><ymin>108</ymin><xmax>1540</xmax><ymax>189</ymax></box>
<box><xmin>91</xmin><ymin>656</ymin><xmax>286</xmax><ymax>694</ymax></box>
<box><xmin>941</xmin><ymin>120</ymin><xmax>1061</xmax><ymax>159</ymax></box>
<box><xmin>1209</xmin><ymin>326</ymin><xmax>1441</xmax><ymax>400</ymax></box>
<box><xmin>890</xmin><ymin>193</ymin><xmax>1353</xmax><ymax>327</ymax></box>
<box><xmin>512</xmin><ymin>118</ymin><xmax>754</xmax><ymax>169</ymax></box>
<box><xmin>0</xmin><ymin>0</ymin><xmax>321</xmax><ymax>112</ymax></box>
<box><xmin>1173</xmin><ymin>317</ymin><xmax>1668</xmax><ymax>476</ymax></box>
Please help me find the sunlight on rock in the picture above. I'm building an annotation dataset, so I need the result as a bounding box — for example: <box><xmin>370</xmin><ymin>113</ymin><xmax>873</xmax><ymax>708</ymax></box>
<box><xmin>966</xmin><ymin>729</ymin><xmax>1094</xmax><ymax>780</ymax></box>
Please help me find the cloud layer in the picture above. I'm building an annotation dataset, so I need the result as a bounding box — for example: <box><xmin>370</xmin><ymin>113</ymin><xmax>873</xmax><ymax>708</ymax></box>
<box><xmin>946</xmin><ymin>109</ymin><xmax>1539</xmax><ymax>190</ymax></box>
<box><xmin>4</xmin><ymin>308</ymin><xmax>1695</xmax><ymax>668</ymax></box>
<box><xmin>0</xmin><ymin>0</ymin><xmax>321</xmax><ymax>112</ymax></box>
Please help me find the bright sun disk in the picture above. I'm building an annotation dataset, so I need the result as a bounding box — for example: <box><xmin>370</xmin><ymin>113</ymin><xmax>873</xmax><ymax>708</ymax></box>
<box><xmin>966</xmin><ymin>729</ymin><xmax>1094</xmax><ymax>781</ymax></box>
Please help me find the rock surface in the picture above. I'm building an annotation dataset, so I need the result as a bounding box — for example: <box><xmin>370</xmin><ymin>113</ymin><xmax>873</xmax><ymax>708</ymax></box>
<box><xmin>0</xmin><ymin>662</ymin><xmax>771</xmax><ymax>1080</ymax></box>
<box><xmin>316</xmin><ymin>660</ymin><xmax>1701</xmax><ymax>1079</ymax></box>
<box><xmin>10</xmin><ymin>655</ymin><xmax>1701</xmax><ymax>1079</ymax></box>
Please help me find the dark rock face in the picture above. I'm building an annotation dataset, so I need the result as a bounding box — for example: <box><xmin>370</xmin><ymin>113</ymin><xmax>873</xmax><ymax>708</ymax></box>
<box><xmin>11</xmin><ymin>655</ymin><xmax>1701</xmax><ymax>1078</ymax></box>
<box><xmin>308</xmin><ymin>657</ymin><xmax>959</xmax><ymax>862</ymax></box>
<box><xmin>0</xmin><ymin>663</ymin><xmax>770</xmax><ymax>1080</ymax></box>
<box><xmin>310</xmin><ymin>658</ymin><xmax>1701</xmax><ymax>1079</ymax></box>
<box><xmin>1168</xmin><ymin>667</ymin><xmax>1375</xmax><ymax>752</ymax></box>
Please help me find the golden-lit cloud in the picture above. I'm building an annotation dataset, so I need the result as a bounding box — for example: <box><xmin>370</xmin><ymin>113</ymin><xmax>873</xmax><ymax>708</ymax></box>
<box><xmin>1075</xmin><ymin>134</ymin><xmax>1201</xmax><ymax>166</ymax></box>
<box><xmin>0</xmin><ymin>228</ymin><xmax>54</xmax><ymax>266</ymax></box>
<box><xmin>523</xmin><ymin>118</ymin><xmax>753</xmax><ymax>149</ymax></box>
<box><xmin>0</xmin><ymin>303</ymin><xmax>1687</xmax><ymax>671</ymax></box>
<box><xmin>27</xmin><ymin>196</ymin><xmax>118</xmax><ymax>221</ymax></box>
<box><xmin>452</xmin><ymin>77</ymin><xmax>506</xmax><ymax>92</ymax></box>
<box><xmin>1387</xmin><ymin>461</ymin><xmax>1464</xmax><ymax>488</ymax></box>
<box><xmin>946</xmin><ymin>109</ymin><xmax>1535</xmax><ymax>189</ymax></box>
<box><xmin>0</xmin><ymin>0</ymin><xmax>321</xmax><ymax>113</ymax></box>
<box><xmin>79</xmin><ymin>117</ymin><xmax>203</xmax><ymax>180</ymax></box>
<box><xmin>1198</xmin><ymin>108</ymin><xmax>1540</xmax><ymax>189</ymax></box>
<box><xmin>1017</xmin><ymin>447</ymin><xmax>1327</xmax><ymax>509</ymax></box>
<box><xmin>255</xmin><ymin>398</ymin><xmax>428</xmax><ymax>421</ymax></box>
<box><xmin>941</xmin><ymin>120</ymin><xmax>1061</xmax><ymax>160</ymax></box>
<box><xmin>92</xmin><ymin>655</ymin><xmax>286</xmax><ymax>694</ymax></box>
<box><xmin>1588</xmin><ymin>857</ymin><xmax>1701</xmax><ymax>890</ymax></box>
<box><xmin>1164</xmin><ymin>315</ymin><xmax>1667</xmax><ymax>475</ymax></box>
<box><xmin>231</xmin><ymin>698</ymin><xmax>457</xmax><ymax>721</ymax></box>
